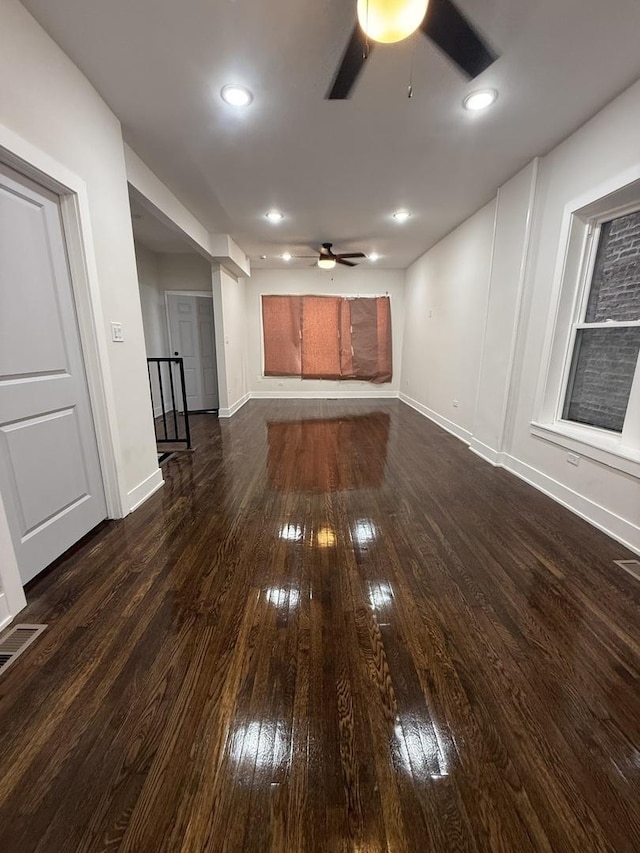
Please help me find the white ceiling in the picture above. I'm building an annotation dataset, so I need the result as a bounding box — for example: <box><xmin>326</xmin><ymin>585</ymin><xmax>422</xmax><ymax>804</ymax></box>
<box><xmin>22</xmin><ymin>0</ymin><xmax>640</xmax><ymax>269</ymax></box>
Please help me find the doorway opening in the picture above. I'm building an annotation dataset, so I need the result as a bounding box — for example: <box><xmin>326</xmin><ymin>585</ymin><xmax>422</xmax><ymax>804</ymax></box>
<box><xmin>129</xmin><ymin>192</ymin><xmax>220</xmax><ymax>460</ymax></box>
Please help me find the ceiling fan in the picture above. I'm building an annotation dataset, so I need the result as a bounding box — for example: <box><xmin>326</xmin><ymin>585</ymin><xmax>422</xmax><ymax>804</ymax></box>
<box><xmin>280</xmin><ymin>243</ymin><xmax>367</xmax><ymax>269</ymax></box>
<box><xmin>327</xmin><ymin>0</ymin><xmax>498</xmax><ymax>100</ymax></box>
<box><xmin>317</xmin><ymin>242</ymin><xmax>366</xmax><ymax>268</ymax></box>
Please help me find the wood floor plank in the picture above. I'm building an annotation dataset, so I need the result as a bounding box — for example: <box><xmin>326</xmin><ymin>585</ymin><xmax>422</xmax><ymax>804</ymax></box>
<box><xmin>0</xmin><ymin>400</ymin><xmax>638</xmax><ymax>852</ymax></box>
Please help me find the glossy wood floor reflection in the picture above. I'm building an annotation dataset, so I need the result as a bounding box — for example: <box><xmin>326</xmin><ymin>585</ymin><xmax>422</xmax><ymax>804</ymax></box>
<box><xmin>1</xmin><ymin>401</ymin><xmax>639</xmax><ymax>852</ymax></box>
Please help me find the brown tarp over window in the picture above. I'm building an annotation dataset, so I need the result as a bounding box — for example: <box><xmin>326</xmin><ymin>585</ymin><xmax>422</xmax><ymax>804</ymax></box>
<box><xmin>262</xmin><ymin>294</ymin><xmax>392</xmax><ymax>383</ymax></box>
<box><xmin>262</xmin><ymin>295</ymin><xmax>302</xmax><ymax>376</ymax></box>
<box><xmin>301</xmin><ymin>296</ymin><xmax>341</xmax><ymax>379</ymax></box>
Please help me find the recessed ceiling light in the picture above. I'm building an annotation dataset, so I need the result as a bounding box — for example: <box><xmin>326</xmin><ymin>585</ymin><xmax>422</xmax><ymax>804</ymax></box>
<box><xmin>368</xmin><ymin>252</ymin><xmax>380</xmax><ymax>262</ymax></box>
<box><xmin>220</xmin><ymin>84</ymin><xmax>253</xmax><ymax>107</ymax></box>
<box><xmin>282</xmin><ymin>252</ymin><xmax>292</xmax><ymax>261</ymax></box>
<box><xmin>393</xmin><ymin>210</ymin><xmax>411</xmax><ymax>223</ymax></box>
<box><xmin>463</xmin><ymin>89</ymin><xmax>497</xmax><ymax>111</ymax></box>
<box><xmin>266</xmin><ymin>210</ymin><xmax>284</xmax><ymax>223</ymax></box>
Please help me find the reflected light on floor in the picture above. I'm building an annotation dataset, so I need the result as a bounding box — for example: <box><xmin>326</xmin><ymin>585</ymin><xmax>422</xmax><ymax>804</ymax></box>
<box><xmin>230</xmin><ymin>720</ymin><xmax>289</xmax><ymax>772</ymax></box>
<box><xmin>368</xmin><ymin>581</ymin><xmax>394</xmax><ymax>611</ymax></box>
<box><xmin>394</xmin><ymin>717</ymin><xmax>449</xmax><ymax>780</ymax></box>
<box><xmin>351</xmin><ymin>518</ymin><xmax>377</xmax><ymax>546</ymax></box>
<box><xmin>316</xmin><ymin>526</ymin><xmax>336</xmax><ymax>548</ymax></box>
<box><xmin>265</xmin><ymin>586</ymin><xmax>300</xmax><ymax>609</ymax></box>
<box><xmin>279</xmin><ymin>523</ymin><xmax>303</xmax><ymax>542</ymax></box>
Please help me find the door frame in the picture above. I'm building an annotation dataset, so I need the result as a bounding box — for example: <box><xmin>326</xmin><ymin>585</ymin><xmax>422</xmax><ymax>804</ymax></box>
<box><xmin>0</xmin><ymin>123</ymin><xmax>127</xmax><ymax>621</ymax></box>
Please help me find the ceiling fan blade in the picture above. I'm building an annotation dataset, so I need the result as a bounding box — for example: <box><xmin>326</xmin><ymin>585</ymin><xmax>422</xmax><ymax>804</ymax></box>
<box><xmin>337</xmin><ymin>258</ymin><xmax>357</xmax><ymax>267</ymax></box>
<box><xmin>421</xmin><ymin>0</ymin><xmax>497</xmax><ymax>79</ymax></box>
<box><xmin>336</xmin><ymin>252</ymin><xmax>367</xmax><ymax>259</ymax></box>
<box><xmin>327</xmin><ymin>23</ymin><xmax>374</xmax><ymax>100</ymax></box>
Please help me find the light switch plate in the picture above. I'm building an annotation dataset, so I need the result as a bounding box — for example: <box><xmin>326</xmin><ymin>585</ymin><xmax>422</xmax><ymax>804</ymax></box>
<box><xmin>111</xmin><ymin>322</ymin><xmax>124</xmax><ymax>342</ymax></box>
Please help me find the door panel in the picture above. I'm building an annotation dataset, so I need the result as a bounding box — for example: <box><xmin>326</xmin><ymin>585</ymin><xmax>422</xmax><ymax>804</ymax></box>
<box><xmin>1</xmin><ymin>408</ymin><xmax>89</xmax><ymax>535</ymax></box>
<box><xmin>167</xmin><ymin>294</ymin><xmax>218</xmax><ymax>411</ymax></box>
<box><xmin>168</xmin><ymin>295</ymin><xmax>202</xmax><ymax>410</ymax></box>
<box><xmin>0</xmin><ymin>164</ymin><xmax>107</xmax><ymax>584</ymax></box>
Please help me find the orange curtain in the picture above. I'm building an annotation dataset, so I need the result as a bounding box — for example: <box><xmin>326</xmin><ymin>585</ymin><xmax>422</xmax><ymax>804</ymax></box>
<box><xmin>262</xmin><ymin>294</ymin><xmax>392</xmax><ymax>382</ymax></box>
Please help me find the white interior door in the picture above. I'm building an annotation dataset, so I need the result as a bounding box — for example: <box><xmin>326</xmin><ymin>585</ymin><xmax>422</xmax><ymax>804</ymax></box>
<box><xmin>0</xmin><ymin>164</ymin><xmax>107</xmax><ymax>585</ymax></box>
<box><xmin>167</xmin><ymin>294</ymin><xmax>218</xmax><ymax>411</ymax></box>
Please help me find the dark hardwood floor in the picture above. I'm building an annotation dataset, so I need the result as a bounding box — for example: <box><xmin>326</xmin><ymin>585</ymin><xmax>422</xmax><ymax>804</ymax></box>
<box><xmin>0</xmin><ymin>400</ymin><xmax>639</xmax><ymax>852</ymax></box>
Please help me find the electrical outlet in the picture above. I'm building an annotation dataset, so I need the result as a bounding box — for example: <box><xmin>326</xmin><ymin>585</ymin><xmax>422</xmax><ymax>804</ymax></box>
<box><xmin>111</xmin><ymin>321</ymin><xmax>124</xmax><ymax>342</ymax></box>
<box><xmin>567</xmin><ymin>452</ymin><xmax>580</xmax><ymax>466</ymax></box>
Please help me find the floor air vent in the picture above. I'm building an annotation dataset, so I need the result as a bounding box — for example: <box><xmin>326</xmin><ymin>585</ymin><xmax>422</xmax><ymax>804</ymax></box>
<box><xmin>0</xmin><ymin>624</ymin><xmax>47</xmax><ymax>675</ymax></box>
<box><xmin>614</xmin><ymin>560</ymin><xmax>640</xmax><ymax>582</ymax></box>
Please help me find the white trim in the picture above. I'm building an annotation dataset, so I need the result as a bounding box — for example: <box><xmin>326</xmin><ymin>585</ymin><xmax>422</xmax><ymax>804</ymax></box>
<box><xmin>497</xmin><ymin>158</ymin><xmax>540</xmax><ymax>452</ymax></box>
<box><xmin>400</xmin><ymin>395</ymin><xmax>639</xmax><ymax>556</ymax></box>
<box><xmin>534</xmin><ymin>165</ymin><xmax>640</xmax><ymax>458</ymax></box>
<box><xmin>0</xmin><ymin>593</ymin><xmax>12</xmax><ymax>633</ymax></box>
<box><xmin>251</xmin><ymin>390</ymin><xmax>397</xmax><ymax>400</ymax></box>
<box><xmin>0</xmin><ymin>124</ymin><xmax>126</xmax><ymax>519</ymax></box>
<box><xmin>127</xmin><ymin>468</ymin><xmax>164</xmax><ymax>513</ymax></box>
<box><xmin>399</xmin><ymin>394</ymin><xmax>472</xmax><ymax>444</ymax></box>
<box><xmin>0</xmin><ymin>125</ymin><xmax>130</xmax><ymax>621</ymax></box>
<box><xmin>530</xmin><ymin>422</ymin><xmax>640</xmax><ymax>477</ymax></box>
<box><xmin>472</xmin><ymin>186</ymin><xmax>500</xmax><ymax>437</ymax></box>
<box><xmin>219</xmin><ymin>393</ymin><xmax>251</xmax><ymax>418</ymax></box>
<box><xmin>0</xmin><ymin>487</ymin><xmax>26</xmax><ymax>618</ymax></box>
<box><xmin>468</xmin><ymin>437</ymin><xmax>505</xmax><ymax>466</ymax></box>
<box><xmin>501</xmin><ymin>454</ymin><xmax>640</xmax><ymax>557</ymax></box>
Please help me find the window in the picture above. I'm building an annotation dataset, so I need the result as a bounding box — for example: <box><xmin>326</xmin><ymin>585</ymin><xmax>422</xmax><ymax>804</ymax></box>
<box><xmin>533</xmin><ymin>178</ymin><xmax>640</xmax><ymax>475</ymax></box>
<box><xmin>562</xmin><ymin>211</ymin><xmax>640</xmax><ymax>434</ymax></box>
<box><xmin>262</xmin><ymin>295</ymin><xmax>392</xmax><ymax>383</ymax></box>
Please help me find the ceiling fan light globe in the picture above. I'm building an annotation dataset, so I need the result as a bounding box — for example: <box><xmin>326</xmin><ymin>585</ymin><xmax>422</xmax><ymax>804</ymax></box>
<box><xmin>318</xmin><ymin>257</ymin><xmax>336</xmax><ymax>270</ymax></box>
<box><xmin>357</xmin><ymin>0</ymin><xmax>429</xmax><ymax>44</ymax></box>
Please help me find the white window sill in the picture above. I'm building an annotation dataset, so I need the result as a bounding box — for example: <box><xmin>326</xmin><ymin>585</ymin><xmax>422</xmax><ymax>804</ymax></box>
<box><xmin>530</xmin><ymin>421</ymin><xmax>640</xmax><ymax>478</ymax></box>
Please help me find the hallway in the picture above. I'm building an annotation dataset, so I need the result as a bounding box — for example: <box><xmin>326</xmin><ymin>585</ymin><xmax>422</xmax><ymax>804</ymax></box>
<box><xmin>0</xmin><ymin>401</ymin><xmax>638</xmax><ymax>851</ymax></box>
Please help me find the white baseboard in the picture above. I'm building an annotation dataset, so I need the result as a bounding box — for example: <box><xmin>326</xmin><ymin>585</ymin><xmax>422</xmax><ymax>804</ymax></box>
<box><xmin>127</xmin><ymin>468</ymin><xmax>164</xmax><ymax>513</ymax></box>
<box><xmin>219</xmin><ymin>393</ymin><xmax>250</xmax><ymax>418</ymax></box>
<box><xmin>399</xmin><ymin>395</ymin><xmax>639</xmax><ymax>556</ymax></box>
<box><xmin>500</xmin><ymin>454</ymin><xmax>640</xmax><ymax>556</ymax></box>
<box><xmin>250</xmin><ymin>389</ymin><xmax>398</xmax><ymax>400</ymax></box>
<box><xmin>468</xmin><ymin>437</ymin><xmax>506</xmax><ymax>466</ymax></box>
<box><xmin>399</xmin><ymin>393</ymin><xmax>473</xmax><ymax>444</ymax></box>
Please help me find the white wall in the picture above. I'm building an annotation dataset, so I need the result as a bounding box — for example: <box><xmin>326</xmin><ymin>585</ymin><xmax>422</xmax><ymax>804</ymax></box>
<box><xmin>505</xmin><ymin>80</ymin><xmax>640</xmax><ymax>552</ymax></box>
<box><xmin>401</xmin><ymin>80</ymin><xmax>640</xmax><ymax>554</ymax></box>
<box><xmin>401</xmin><ymin>203</ymin><xmax>496</xmax><ymax>439</ymax></box>
<box><xmin>471</xmin><ymin>161</ymin><xmax>538</xmax><ymax>460</ymax></box>
<box><xmin>0</xmin><ymin>1</ymin><xmax>160</xmax><ymax>507</ymax></box>
<box><xmin>135</xmin><ymin>243</ymin><xmax>168</xmax><ymax>359</ymax></box>
<box><xmin>247</xmin><ymin>268</ymin><xmax>405</xmax><ymax>399</ymax></box>
<box><xmin>0</xmin><ymin>1</ymin><xmax>195</xmax><ymax>618</ymax></box>
<box><xmin>158</xmin><ymin>252</ymin><xmax>213</xmax><ymax>295</ymax></box>
<box><xmin>135</xmin><ymin>246</ymin><xmax>215</xmax><ymax>360</ymax></box>
<box><xmin>215</xmin><ymin>268</ymin><xmax>249</xmax><ymax>416</ymax></box>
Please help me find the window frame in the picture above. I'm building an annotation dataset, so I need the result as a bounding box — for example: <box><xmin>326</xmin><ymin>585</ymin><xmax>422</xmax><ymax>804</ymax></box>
<box><xmin>556</xmin><ymin>208</ymin><xmax>640</xmax><ymax>434</ymax></box>
<box><xmin>532</xmin><ymin>168</ymin><xmax>640</xmax><ymax>477</ymax></box>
